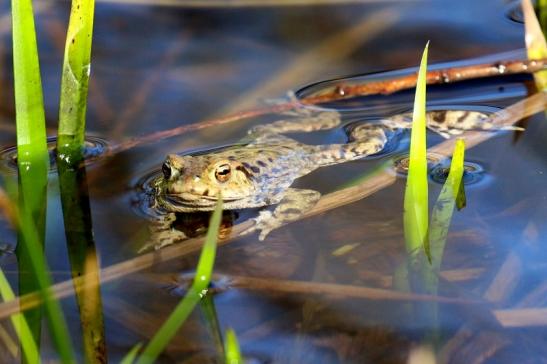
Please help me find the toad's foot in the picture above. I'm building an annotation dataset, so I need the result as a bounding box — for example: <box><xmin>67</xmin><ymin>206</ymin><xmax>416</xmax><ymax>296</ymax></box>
<box><xmin>139</xmin><ymin>213</ymin><xmax>188</xmax><ymax>252</ymax></box>
<box><xmin>240</xmin><ymin>188</ymin><xmax>321</xmax><ymax>240</ymax></box>
<box><xmin>388</xmin><ymin>110</ymin><xmax>524</xmax><ymax>139</ymax></box>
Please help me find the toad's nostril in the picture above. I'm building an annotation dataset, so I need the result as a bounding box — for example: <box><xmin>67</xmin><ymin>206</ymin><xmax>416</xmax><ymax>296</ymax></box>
<box><xmin>162</xmin><ymin>162</ymin><xmax>171</xmax><ymax>179</ymax></box>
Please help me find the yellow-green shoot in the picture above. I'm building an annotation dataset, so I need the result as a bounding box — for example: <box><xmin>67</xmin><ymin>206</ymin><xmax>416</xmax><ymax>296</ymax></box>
<box><xmin>427</xmin><ymin>139</ymin><xmax>465</xmax><ymax>270</ymax></box>
<box><xmin>57</xmin><ymin>0</ymin><xmax>96</xmax><ymax>158</ymax></box>
<box><xmin>130</xmin><ymin>197</ymin><xmax>224</xmax><ymax>364</ymax></box>
<box><xmin>522</xmin><ymin>0</ymin><xmax>547</xmax><ymax>91</ymax></box>
<box><xmin>224</xmin><ymin>328</ymin><xmax>243</xmax><ymax>364</ymax></box>
<box><xmin>403</xmin><ymin>42</ymin><xmax>429</xmax><ymax>261</ymax></box>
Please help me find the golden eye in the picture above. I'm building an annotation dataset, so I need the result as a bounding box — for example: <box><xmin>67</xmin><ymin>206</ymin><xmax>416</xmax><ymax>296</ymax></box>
<box><xmin>215</xmin><ymin>164</ymin><xmax>231</xmax><ymax>182</ymax></box>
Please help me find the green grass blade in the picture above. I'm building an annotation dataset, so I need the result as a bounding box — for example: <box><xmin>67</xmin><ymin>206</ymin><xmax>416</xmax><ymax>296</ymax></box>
<box><xmin>11</xmin><ymin>0</ymin><xmax>47</xmax><ymax>153</ymax></box>
<box><xmin>11</xmin><ymin>0</ymin><xmax>50</xmax><ymax>354</ymax></box>
<box><xmin>199</xmin><ymin>295</ymin><xmax>226</xmax><ymax>362</ymax></box>
<box><xmin>224</xmin><ymin>328</ymin><xmax>243</xmax><ymax>364</ymax></box>
<box><xmin>0</xmin><ymin>266</ymin><xmax>39</xmax><ymax>364</ymax></box>
<box><xmin>120</xmin><ymin>343</ymin><xmax>142</xmax><ymax>364</ymax></box>
<box><xmin>57</xmin><ymin>0</ymin><xmax>96</xmax><ymax>153</ymax></box>
<box><xmin>539</xmin><ymin>0</ymin><xmax>547</xmax><ymax>34</ymax></box>
<box><xmin>522</xmin><ymin>0</ymin><xmax>547</xmax><ymax>91</ymax></box>
<box><xmin>403</xmin><ymin>42</ymin><xmax>429</xmax><ymax>259</ymax></box>
<box><xmin>428</xmin><ymin>139</ymin><xmax>465</xmax><ymax>272</ymax></box>
<box><xmin>17</xmin><ymin>167</ymin><xmax>47</xmax><ymax>350</ymax></box>
<box><xmin>193</xmin><ymin>197</ymin><xmax>223</xmax><ymax>293</ymax></box>
<box><xmin>16</xmin><ymin>201</ymin><xmax>77</xmax><ymax>363</ymax></box>
<box><xmin>135</xmin><ymin>197</ymin><xmax>223</xmax><ymax>364</ymax></box>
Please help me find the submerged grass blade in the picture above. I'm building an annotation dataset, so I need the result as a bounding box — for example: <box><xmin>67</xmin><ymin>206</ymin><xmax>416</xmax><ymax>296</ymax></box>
<box><xmin>403</xmin><ymin>42</ymin><xmax>429</xmax><ymax>259</ymax></box>
<box><xmin>57</xmin><ymin>0</ymin><xmax>96</xmax><ymax>154</ymax></box>
<box><xmin>0</xmin><ymin>265</ymin><xmax>39</xmax><ymax>363</ymax></box>
<box><xmin>224</xmin><ymin>328</ymin><xmax>243</xmax><ymax>364</ymax></box>
<box><xmin>522</xmin><ymin>0</ymin><xmax>547</xmax><ymax>91</ymax></box>
<box><xmin>135</xmin><ymin>197</ymin><xmax>223</xmax><ymax>364</ymax></box>
<box><xmin>5</xmin><ymin>175</ymin><xmax>75</xmax><ymax>363</ymax></box>
<box><xmin>15</xmin><ymin>198</ymin><xmax>77</xmax><ymax>363</ymax></box>
<box><xmin>428</xmin><ymin>139</ymin><xmax>465</xmax><ymax>272</ymax></box>
<box><xmin>199</xmin><ymin>295</ymin><xmax>226</xmax><ymax>362</ymax></box>
<box><xmin>58</xmin><ymin>159</ymin><xmax>106</xmax><ymax>363</ymax></box>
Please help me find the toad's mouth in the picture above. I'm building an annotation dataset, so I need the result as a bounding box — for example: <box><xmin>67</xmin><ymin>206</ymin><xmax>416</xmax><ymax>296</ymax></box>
<box><xmin>158</xmin><ymin>191</ymin><xmax>245</xmax><ymax>211</ymax></box>
<box><xmin>165</xmin><ymin>191</ymin><xmax>246</xmax><ymax>202</ymax></box>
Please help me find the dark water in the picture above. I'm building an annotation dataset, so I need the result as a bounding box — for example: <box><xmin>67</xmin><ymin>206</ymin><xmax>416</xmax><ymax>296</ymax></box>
<box><xmin>0</xmin><ymin>1</ymin><xmax>546</xmax><ymax>363</ymax></box>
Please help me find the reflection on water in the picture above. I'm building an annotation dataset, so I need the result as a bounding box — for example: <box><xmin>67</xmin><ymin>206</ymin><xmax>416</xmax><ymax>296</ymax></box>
<box><xmin>0</xmin><ymin>0</ymin><xmax>546</xmax><ymax>363</ymax></box>
<box><xmin>0</xmin><ymin>136</ymin><xmax>109</xmax><ymax>174</ymax></box>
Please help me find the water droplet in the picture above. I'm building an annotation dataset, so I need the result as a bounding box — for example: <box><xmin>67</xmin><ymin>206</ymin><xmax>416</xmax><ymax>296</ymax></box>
<box><xmin>334</xmin><ymin>85</ymin><xmax>346</xmax><ymax>96</ymax></box>
<box><xmin>497</xmin><ymin>64</ymin><xmax>507</xmax><ymax>74</ymax></box>
<box><xmin>441</xmin><ymin>72</ymin><xmax>450</xmax><ymax>83</ymax></box>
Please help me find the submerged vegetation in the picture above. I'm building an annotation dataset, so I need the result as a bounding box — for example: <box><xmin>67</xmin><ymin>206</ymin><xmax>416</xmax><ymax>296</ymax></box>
<box><xmin>0</xmin><ymin>0</ymin><xmax>545</xmax><ymax>362</ymax></box>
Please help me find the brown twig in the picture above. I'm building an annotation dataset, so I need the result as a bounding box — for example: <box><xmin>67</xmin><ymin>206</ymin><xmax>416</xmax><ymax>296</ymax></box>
<box><xmin>228</xmin><ymin>275</ymin><xmax>480</xmax><ymax>304</ymax></box>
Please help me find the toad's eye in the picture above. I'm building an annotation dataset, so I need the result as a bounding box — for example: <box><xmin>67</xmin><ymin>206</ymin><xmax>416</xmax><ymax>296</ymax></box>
<box><xmin>215</xmin><ymin>164</ymin><xmax>231</xmax><ymax>182</ymax></box>
<box><xmin>162</xmin><ymin>162</ymin><xmax>172</xmax><ymax>179</ymax></box>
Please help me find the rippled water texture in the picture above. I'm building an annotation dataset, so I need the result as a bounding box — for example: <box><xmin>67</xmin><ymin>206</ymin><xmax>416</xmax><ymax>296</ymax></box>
<box><xmin>0</xmin><ymin>1</ymin><xmax>546</xmax><ymax>363</ymax></box>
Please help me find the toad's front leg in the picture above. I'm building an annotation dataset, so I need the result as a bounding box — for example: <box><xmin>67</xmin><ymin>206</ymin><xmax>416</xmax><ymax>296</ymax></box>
<box><xmin>242</xmin><ymin>188</ymin><xmax>321</xmax><ymax>240</ymax></box>
<box><xmin>140</xmin><ymin>212</ymin><xmax>188</xmax><ymax>252</ymax></box>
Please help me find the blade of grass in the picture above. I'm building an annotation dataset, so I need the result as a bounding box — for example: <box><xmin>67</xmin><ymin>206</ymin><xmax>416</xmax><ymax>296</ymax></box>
<box><xmin>11</xmin><ymin>0</ymin><xmax>49</xmax><ymax>354</ymax></box>
<box><xmin>2</xmin><ymin>178</ymin><xmax>76</xmax><ymax>363</ymax></box>
<box><xmin>134</xmin><ymin>197</ymin><xmax>223</xmax><ymax>364</ymax></box>
<box><xmin>199</xmin><ymin>295</ymin><xmax>225</xmax><ymax>362</ymax></box>
<box><xmin>523</xmin><ymin>0</ymin><xmax>547</xmax><ymax>91</ymax></box>
<box><xmin>57</xmin><ymin>0</ymin><xmax>95</xmax><ymax>156</ymax></box>
<box><xmin>403</xmin><ymin>42</ymin><xmax>429</xmax><ymax>260</ymax></box>
<box><xmin>0</xmin><ymin>266</ymin><xmax>39</xmax><ymax>363</ymax></box>
<box><xmin>55</xmin><ymin>1</ymin><xmax>103</xmax><ymax>362</ymax></box>
<box><xmin>539</xmin><ymin>0</ymin><xmax>547</xmax><ymax>34</ymax></box>
<box><xmin>0</xmin><ymin>322</ymin><xmax>18</xmax><ymax>359</ymax></box>
<box><xmin>11</xmin><ymin>0</ymin><xmax>47</xmax><ymax>153</ymax></box>
<box><xmin>418</xmin><ymin>140</ymin><xmax>466</xmax><ymax>346</ymax></box>
<box><xmin>15</xmin><ymin>196</ymin><xmax>77</xmax><ymax>363</ymax></box>
<box><xmin>57</xmin><ymin>156</ymin><xmax>106</xmax><ymax>364</ymax></box>
<box><xmin>428</xmin><ymin>139</ymin><xmax>465</xmax><ymax>272</ymax></box>
<box><xmin>120</xmin><ymin>343</ymin><xmax>142</xmax><ymax>364</ymax></box>
<box><xmin>224</xmin><ymin>328</ymin><xmax>243</xmax><ymax>364</ymax></box>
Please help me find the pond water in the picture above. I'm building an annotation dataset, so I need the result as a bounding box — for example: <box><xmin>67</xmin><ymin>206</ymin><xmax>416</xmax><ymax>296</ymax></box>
<box><xmin>0</xmin><ymin>0</ymin><xmax>546</xmax><ymax>363</ymax></box>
